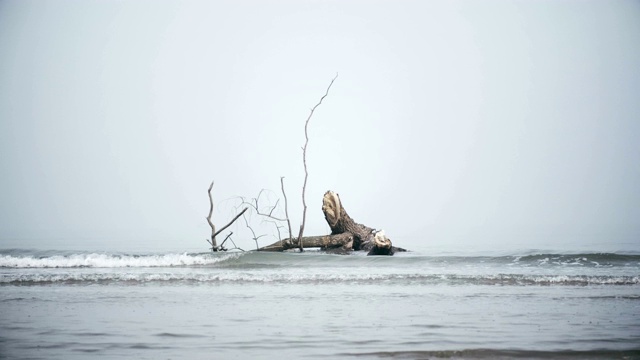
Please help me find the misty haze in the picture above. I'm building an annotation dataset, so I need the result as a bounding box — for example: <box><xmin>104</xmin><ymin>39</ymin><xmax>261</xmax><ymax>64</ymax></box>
<box><xmin>1</xmin><ymin>0</ymin><xmax>639</xmax><ymax>359</ymax></box>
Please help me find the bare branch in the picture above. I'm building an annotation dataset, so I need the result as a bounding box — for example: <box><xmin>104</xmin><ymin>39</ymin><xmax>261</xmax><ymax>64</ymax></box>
<box><xmin>219</xmin><ymin>232</ymin><xmax>233</xmax><ymax>248</ymax></box>
<box><xmin>206</xmin><ymin>181</ymin><xmax>248</xmax><ymax>252</ymax></box>
<box><xmin>297</xmin><ymin>73</ymin><xmax>338</xmax><ymax>251</ymax></box>
<box><xmin>238</xmin><ymin>190</ymin><xmax>288</xmax><ymax>222</ymax></box>
<box><xmin>226</xmin><ymin>237</ymin><xmax>245</xmax><ymax>252</ymax></box>
<box><xmin>264</xmin><ymin>219</ymin><xmax>284</xmax><ymax>242</ymax></box>
<box><xmin>206</xmin><ymin>181</ymin><xmax>218</xmax><ymax>251</ymax></box>
<box><xmin>219</xmin><ymin>232</ymin><xmax>245</xmax><ymax>252</ymax></box>
<box><xmin>268</xmin><ymin>198</ymin><xmax>280</xmax><ymax>217</ymax></box>
<box><xmin>254</xmin><ymin>235</ymin><xmax>267</xmax><ymax>250</ymax></box>
<box><xmin>242</xmin><ymin>212</ymin><xmax>267</xmax><ymax>250</ymax></box>
<box><xmin>213</xmin><ymin>207</ymin><xmax>248</xmax><ymax>238</ymax></box>
<box><xmin>281</xmin><ymin>176</ymin><xmax>293</xmax><ymax>242</ymax></box>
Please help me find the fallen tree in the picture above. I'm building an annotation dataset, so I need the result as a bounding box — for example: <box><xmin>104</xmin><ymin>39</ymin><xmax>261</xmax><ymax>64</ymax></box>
<box><xmin>259</xmin><ymin>191</ymin><xmax>406</xmax><ymax>256</ymax></box>
<box><xmin>204</xmin><ymin>75</ymin><xmax>406</xmax><ymax>255</ymax></box>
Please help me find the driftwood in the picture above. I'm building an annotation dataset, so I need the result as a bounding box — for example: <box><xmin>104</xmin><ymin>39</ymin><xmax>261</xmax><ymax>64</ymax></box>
<box><xmin>259</xmin><ymin>191</ymin><xmax>405</xmax><ymax>256</ymax></box>
<box><xmin>259</xmin><ymin>233</ymin><xmax>354</xmax><ymax>252</ymax></box>
<box><xmin>204</xmin><ymin>76</ymin><xmax>404</xmax><ymax>255</ymax></box>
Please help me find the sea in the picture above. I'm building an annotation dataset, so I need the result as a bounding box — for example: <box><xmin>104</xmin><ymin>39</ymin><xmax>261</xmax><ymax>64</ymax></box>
<box><xmin>1</xmin><ymin>248</ymin><xmax>639</xmax><ymax>359</ymax></box>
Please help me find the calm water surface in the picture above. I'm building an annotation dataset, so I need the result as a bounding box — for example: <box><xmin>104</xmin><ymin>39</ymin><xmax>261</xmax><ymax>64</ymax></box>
<box><xmin>1</xmin><ymin>250</ymin><xmax>639</xmax><ymax>359</ymax></box>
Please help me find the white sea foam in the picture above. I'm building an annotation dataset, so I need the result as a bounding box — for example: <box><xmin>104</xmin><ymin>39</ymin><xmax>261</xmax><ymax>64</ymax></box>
<box><xmin>1</xmin><ymin>271</ymin><xmax>394</xmax><ymax>284</ymax></box>
<box><xmin>0</xmin><ymin>252</ymin><xmax>239</xmax><ymax>268</ymax></box>
<box><xmin>2</xmin><ymin>270</ymin><xmax>638</xmax><ymax>285</ymax></box>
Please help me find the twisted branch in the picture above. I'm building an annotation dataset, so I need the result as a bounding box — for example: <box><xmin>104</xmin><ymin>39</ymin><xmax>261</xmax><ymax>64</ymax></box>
<box><xmin>206</xmin><ymin>181</ymin><xmax>218</xmax><ymax>250</ymax></box>
<box><xmin>297</xmin><ymin>73</ymin><xmax>338</xmax><ymax>251</ymax></box>
<box><xmin>242</xmin><ymin>213</ymin><xmax>267</xmax><ymax>250</ymax></box>
<box><xmin>239</xmin><ymin>189</ymin><xmax>287</xmax><ymax>222</ymax></box>
<box><xmin>281</xmin><ymin>176</ymin><xmax>293</xmax><ymax>242</ymax></box>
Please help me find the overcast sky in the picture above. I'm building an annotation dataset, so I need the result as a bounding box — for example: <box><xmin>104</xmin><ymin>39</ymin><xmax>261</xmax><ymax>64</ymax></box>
<box><xmin>1</xmin><ymin>0</ymin><xmax>639</xmax><ymax>253</ymax></box>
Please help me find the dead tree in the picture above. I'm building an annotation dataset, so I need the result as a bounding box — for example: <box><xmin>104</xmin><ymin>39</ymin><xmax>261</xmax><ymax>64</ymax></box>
<box><xmin>259</xmin><ymin>191</ymin><xmax>405</xmax><ymax>255</ymax></box>
<box><xmin>203</xmin><ymin>76</ymin><xmax>406</xmax><ymax>255</ymax></box>
<box><xmin>206</xmin><ymin>181</ymin><xmax>248</xmax><ymax>252</ymax></box>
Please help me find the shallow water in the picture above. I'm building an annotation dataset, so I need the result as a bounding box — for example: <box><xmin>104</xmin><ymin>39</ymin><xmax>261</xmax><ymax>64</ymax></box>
<box><xmin>1</xmin><ymin>250</ymin><xmax>639</xmax><ymax>359</ymax></box>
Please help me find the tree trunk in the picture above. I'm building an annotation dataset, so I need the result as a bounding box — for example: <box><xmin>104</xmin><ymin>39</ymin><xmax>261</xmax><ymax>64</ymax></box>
<box><xmin>259</xmin><ymin>233</ymin><xmax>353</xmax><ymax>252</ymax></box>
<box><xmin>258</xmin><ymin>191</ymin><xmax>405</xmax><ymax>255</ymax></box>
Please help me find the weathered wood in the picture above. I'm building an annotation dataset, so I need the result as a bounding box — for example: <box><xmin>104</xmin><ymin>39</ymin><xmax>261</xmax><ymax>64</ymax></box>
<box><xmin>365</xmin><ymin>230</ymin><xmax>395</xmax><ymax>255</ymax></box>
<box><xmin>214</xmin><ymin>207</ymin><xmax>248</xmax><ymax>239</ymax></box>
<box><xmin>258</xmin><ymin>190</ymin><xmax>403</xmax><ymax>255</ymax></box>
<box><xmin>322</xmin><ymin>191</ymin><xmax>375</xmax><ymax>250</ymax></box>
<box><xmin>259</xmin><ymin>233</ymin><xmax>354</xmax><ymax>252</ymax></box>
<box><xmin>322</xmin><ymin>191</ymin><xmax>406</xmax><ymax>255</ymax></box>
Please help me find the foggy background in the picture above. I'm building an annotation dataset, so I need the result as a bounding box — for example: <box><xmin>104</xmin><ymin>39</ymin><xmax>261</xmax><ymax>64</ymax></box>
<box><xmin>1</xmin><ymin>0</ymin><xmax>638</xmax><ymax>253</ymax></box>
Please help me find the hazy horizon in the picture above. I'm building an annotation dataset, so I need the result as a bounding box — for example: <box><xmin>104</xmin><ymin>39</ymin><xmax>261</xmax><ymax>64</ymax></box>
<box><xmin>1</xmin><ymin>0</ymin><xmax>639</xmax><ymax>253</ymax></box>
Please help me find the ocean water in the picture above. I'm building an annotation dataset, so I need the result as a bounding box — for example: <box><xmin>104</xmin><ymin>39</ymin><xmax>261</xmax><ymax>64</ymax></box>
<box><xmin>1</xmin><ymin>249</ymin><xmax>639</xmax><ymax>359</ymax></box>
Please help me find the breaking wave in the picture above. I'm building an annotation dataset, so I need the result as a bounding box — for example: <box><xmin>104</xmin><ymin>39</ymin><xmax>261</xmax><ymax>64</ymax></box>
<box><xmin>2</xmin><ymin>250</ymin><xmax>639</xmax><ymax>269</ymax></box>
<box><xmin>1</xmin><ymin>250</ymin><xmax>638</xmax><ymax>286</ymax></box>
<box><xmin>0</xmin><ymin>252</ymin><xmax>239</xmax><ymax>268</ymax></box>
<box><xmin>2</xmin><ymin>272</ymin><xmax>638</xmax><ymax>286</ymax></box>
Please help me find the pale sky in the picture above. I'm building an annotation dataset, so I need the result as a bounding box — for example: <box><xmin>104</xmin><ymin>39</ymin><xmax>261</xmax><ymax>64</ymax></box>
<box><xmin>1</xmin><ymin>0</ymin><xmax>639</xmax><ymax>253</ymax></box>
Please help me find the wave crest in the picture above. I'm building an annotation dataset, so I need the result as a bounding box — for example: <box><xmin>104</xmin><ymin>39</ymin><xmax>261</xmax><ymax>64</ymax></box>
<box><xmin>0</xmin><ymin>252</ymin><xmax>239</xmax><ymax>268</ymax></box>
<box><xmin>2</xmin><ymin>272</ymin><xmax>638</xmax><ymax>286</ymax></box>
